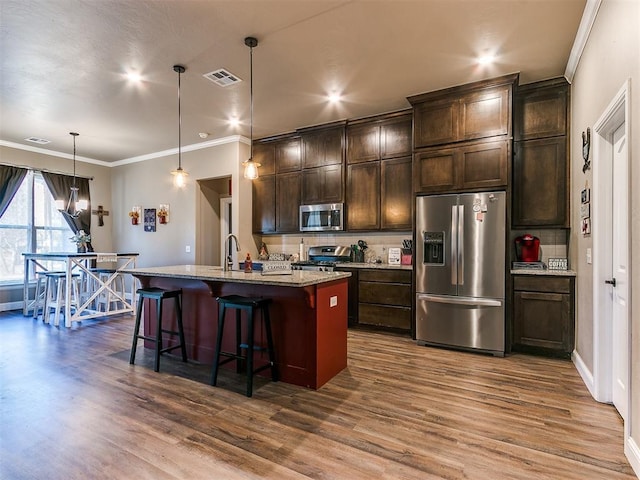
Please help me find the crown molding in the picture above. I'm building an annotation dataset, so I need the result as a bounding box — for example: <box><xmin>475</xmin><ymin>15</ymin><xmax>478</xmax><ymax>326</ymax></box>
<box><xmin>0</xmin><ymin>135</ymin><xmax>249</xmax><ymax>167</ymax></box>
<box><xmin>564</xmin><ymin>0</ymin><xmax>602</xmax><ymax>83</ymax></box>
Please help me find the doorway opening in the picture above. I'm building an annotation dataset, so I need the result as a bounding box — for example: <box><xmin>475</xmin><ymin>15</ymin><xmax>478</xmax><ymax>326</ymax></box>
<box><xmin>196</xmin><ymin>176</ymin><xmax>231</xmax><ymax>266</ymax></box>
<box><xmin>591</xmin><ymin>80</ymin><xmax>630</xmax><ymax>425</ymax></box>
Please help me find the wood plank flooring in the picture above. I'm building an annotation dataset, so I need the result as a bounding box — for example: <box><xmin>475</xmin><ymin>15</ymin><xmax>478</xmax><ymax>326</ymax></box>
<box><xmin>0</xmin><ymin>311</ymin><xmax>635</xmax><ymax>479</ymax></box>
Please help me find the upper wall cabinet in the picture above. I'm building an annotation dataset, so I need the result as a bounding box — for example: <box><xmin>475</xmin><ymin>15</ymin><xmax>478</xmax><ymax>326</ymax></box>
<box><xmin>514</xmin><ymin>78</ymin><xmax>568</xmax><ymax>141</ymax></box>
<box><xmin>300</xmin><ymin>123</ymin><xmax>345</xmax><ymax>168</ymax></box>
<box><xmin>410</xmin><ymin>74</ymin><xmax>517</xmax><ymax>149</ymax></box>
<box><xmin>252</xmin><ymin>141</ymin><xmax>276</xmax><ymax>176</ymax></box>
<box><xmin>275</xmin><ymin>136</ymin><xmax>302</xmax><ymax>173</ymax></box>
<box><xmin>512</xmin><ymin>77</ymin><xmax>570</xmax><ymax>228</ymax></box>
<box><xmin>347</xmin><ymin>111</ymin><xmax>412</xmax><ymax>164</ymax></box>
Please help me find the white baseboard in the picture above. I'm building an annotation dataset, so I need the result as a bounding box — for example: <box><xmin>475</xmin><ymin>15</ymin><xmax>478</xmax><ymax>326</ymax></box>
<box><xmin>0</xmin><ymin>301</ymin><xmax>22</xmax><ymax>312</ymax></box>
<box><xmin>572</xmin><ymin>350</ymin><xmax>597</xmax><ymax>399</ymax></box>
<box><xmin>626</xmin><ymin>436</ymin><xmax>640</xmax><ymax>478</ymax></box>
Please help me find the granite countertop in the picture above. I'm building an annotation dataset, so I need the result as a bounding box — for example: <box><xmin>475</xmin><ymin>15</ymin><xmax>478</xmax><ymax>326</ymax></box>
<box><xmin>511</xmin><ymin>268</ymin><xmax>576</xmax><ymax>277</ymax></box>
<box><xmin>124</xmin><ymin>264</ymin><xmax>351</xmax><ymax>287</ymax></box>
<box><xmin>335</xmin><ymin>262</ymin><xmax>412</xmax><ymax>271</ymax></box>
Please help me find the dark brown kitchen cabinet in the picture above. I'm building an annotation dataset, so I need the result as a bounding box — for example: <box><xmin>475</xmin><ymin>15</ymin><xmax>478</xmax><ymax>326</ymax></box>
<box><xmin>275</xmin><ymin>172</ymin><xmax>300</xmax><ymax>232</ymax></box>
<box><xmin>251</xmin><ymin>142</ymin><xmax>275</xmax><ymax>176</ymax></box>
<box><xmin>301</xmin><ymin>125</ymin><xmax>344</xmax><ymax>168</ymax></box>
<box><xmin>512</xmin><ymin>137</ymin><xmax>568</xmax><ymax>227</ymax></box>
<box><xmin>410</xmin><ymin>74</ymin><xmax>516</xmax><ymax>149</ymax></box>
<box><xmin>347</xmin><ymin>111</ymin><xmax>412</xmax><ymax>164</ymax></box>
<box><xmin>512</xmin><ymin>275</ymin><xmax>575</xmax><ymax>358</ymax></box>
<box><xmin>512</xmin><ymin>77</ymin><xmax>570</xmax><ymax>228</ymax></box>
<box><xmin>346</xmin><ymin>161</ymin><xmax>380</xmax><ymax>231</ymax></box>
<box><xmin>275</xmin><ymin>137</ymin><xmax>301</xmax><ymax>173</ymax></box>
<box><xmin>358</xmin><ymin>269</ymin><xmax>412</xmax><ymax>332</ymax></box>
<box><xmin>414</xmin><ymin>139</ymin><xmax>509</xmax><ymax>193</ymax></box>
<box><xmin>514</xmin><ymin>78</ymin><xmax>568</xmax><ymax>141</ymax></box>
<box><xmin>334</xmin><ymin>266</ymin><xmax>359</xmax><ymax>327</ymax></box>
<box><xmin>381</xmin><ymin>156</ymin><xmax>412</xmax><ymax>230</ymax></box>
<box><xmin>302</xmin><ymin>164</ymin><xmax>343</xmax><ymax>204</ymax></box>
<box><xmin>252</xmin><ymin>175</ymin><xmax>275</xmax><ymax>233</ymax></box>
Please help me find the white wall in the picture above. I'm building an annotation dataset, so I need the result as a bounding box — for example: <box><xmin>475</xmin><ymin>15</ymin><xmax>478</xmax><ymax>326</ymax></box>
<box><xmin>570</xmin><ymin>0</ymin><xmax>640</xmax><ymax>471</ymax></box>
<box><xmin>110</xmin><ymin>138</ymin><xmax>255</xmax><ymax>268</ymax></box>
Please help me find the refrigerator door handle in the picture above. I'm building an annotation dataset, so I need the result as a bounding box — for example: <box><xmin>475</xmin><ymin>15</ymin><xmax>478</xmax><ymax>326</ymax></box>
<box><xmin>458</xmin><ymin>204</ymin><xmax>464</xmax><ymax>285</ymax></box>
<box><xmin>451</xmin><ymin>205</ymin><xmax>458</xmax><ymax>285</ymax></box>
<box><xmin>417</xmin><ymin>293</ymin><xmax>503</xmax><ymax>307</ymax></box>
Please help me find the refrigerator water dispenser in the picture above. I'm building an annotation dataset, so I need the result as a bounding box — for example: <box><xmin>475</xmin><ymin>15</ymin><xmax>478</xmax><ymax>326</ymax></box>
<box><xmin>423</xmin><ymin>232</ymin><xmax>444</xmax><ymax>265</ymax></box>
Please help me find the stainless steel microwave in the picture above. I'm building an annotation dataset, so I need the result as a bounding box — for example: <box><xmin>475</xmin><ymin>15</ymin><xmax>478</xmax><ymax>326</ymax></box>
<box><xmin>299</xmin><ymin>203</ymin><xmax>344</xmax><ymax>232</ymax></box>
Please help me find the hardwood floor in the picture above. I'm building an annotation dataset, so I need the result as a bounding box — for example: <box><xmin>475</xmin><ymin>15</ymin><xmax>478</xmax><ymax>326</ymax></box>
<box><xmin>0</xmin><ymin>310</ymin><xmax>635</xmax><ymax>479</ymax></box>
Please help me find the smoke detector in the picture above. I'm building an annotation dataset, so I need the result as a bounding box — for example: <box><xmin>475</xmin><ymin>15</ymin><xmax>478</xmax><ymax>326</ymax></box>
<box><xmin>203</xmin><ymin>68</ymin><xmax>242</xmax><ymax>87</ymax></box>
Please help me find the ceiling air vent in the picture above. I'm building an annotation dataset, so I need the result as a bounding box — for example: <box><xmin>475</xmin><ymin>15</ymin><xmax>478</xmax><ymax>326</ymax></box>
<box><xmin>203</xmin><ymin>69</ymin><xmax>243</xmax><ymax>87</ymax></box>
<box><xmin>25</xmin><ymin>136</ymin><xmax>50</xmax><ymax>144</ymax></box>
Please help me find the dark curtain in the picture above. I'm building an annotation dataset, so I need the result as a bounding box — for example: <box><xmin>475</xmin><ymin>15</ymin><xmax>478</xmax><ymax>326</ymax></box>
<box><xmin>42</xmin><ymin>172</ymin><xmax>92</xmax><ymax>250</ymax></box>
<box><xmin>0</xmin><ymin>165</ymin><xmax>28</xmax><ymax>218</ymax></box>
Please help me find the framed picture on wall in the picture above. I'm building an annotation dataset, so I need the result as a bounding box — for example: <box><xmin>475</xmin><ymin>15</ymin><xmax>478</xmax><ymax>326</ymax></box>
<box><xmin>144</xmin><ymin>208</ymin><xmax>156</xmax><ymax>232</ymax></box>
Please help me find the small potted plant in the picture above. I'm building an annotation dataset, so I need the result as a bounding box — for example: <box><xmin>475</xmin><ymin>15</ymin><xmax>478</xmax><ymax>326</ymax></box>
<box><xmin>129</xmin><ymin>209</ymin><xmax>140</xmax><ymax>225</ymax></box>
<box><xmin>70</xmin><ymin>230</ymin><xmax>91</xmax><ymax>253</ymax></box>
<box><xmin>157</xmin><ymin>206</ymin><xmax>169</xmax><ymax>224</ymax></box>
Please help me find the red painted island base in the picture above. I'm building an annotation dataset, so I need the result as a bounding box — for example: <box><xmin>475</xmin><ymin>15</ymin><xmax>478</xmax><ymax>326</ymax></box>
<box><xmin>133</xmin><ymin>275</ymin><xmax>348</xmax><ymax>389</ymax></box>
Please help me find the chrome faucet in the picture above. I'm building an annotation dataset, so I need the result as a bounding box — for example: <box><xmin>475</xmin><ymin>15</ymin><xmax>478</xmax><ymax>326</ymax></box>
<box><xmin>224</xmin><ymin>234</ymin><xmax>241</xmax><ymax>271</ymax></box>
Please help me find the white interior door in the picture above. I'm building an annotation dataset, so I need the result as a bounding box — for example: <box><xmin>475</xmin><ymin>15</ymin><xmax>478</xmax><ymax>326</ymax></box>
<box><xmin>611</xmin><ymin>122</ymin><xmax>629</xmax><ymax>421</ymax></box>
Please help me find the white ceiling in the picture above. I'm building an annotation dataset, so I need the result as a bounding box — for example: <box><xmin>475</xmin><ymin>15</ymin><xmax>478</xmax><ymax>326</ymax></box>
<box><xmin>0</xmin><ymin>0</ymin><xmax>586</xmax><ymax>164</ymax></box>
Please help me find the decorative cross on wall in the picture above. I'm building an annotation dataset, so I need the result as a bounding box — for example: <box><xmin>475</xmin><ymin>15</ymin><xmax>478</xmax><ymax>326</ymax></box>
<box><xmin>91</xmin><ymin>205</ymin><xmax>110</xmax><ymax>226</ymax></box>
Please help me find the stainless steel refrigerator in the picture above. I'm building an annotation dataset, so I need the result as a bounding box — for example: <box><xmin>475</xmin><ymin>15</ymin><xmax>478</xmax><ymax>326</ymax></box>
<box><xmin>415</xmin><ymin>191</ymin><xmax>506</xmax><ymax>356</ymax></box>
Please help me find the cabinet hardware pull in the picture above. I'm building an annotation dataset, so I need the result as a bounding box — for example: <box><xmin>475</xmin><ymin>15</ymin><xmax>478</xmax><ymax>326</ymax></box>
<box><xmin>605</xmin><ymin>278</ymin><xmax>617</xmax><ymax>287</ymax></box>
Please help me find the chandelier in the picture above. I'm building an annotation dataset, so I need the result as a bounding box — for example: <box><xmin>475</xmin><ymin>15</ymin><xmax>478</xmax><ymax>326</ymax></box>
<box><xmin>55</xmin><ymin>132</ymin><xmax>88</xmax><ymax>218</ymax></box>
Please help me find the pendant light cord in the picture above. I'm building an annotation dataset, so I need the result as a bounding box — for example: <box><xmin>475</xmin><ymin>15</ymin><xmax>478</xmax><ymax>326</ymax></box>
<box><xmin>250</xmin><ymin>43</ymin><xmax>253</xmax><ymax>159</ymax></box>
<box><xmin>177</xmin><ymin>68</ymin><xmax>182</xmax><ymax>169</ymax></box>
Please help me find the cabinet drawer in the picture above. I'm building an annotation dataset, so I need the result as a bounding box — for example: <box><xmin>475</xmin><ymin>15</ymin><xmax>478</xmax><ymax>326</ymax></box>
<box><xmin>359</xmin><ymin>281</ymin><xmax>411</xmax><ymax>306</ymax></box>
<box><xmin>359</xmin><ymin>269</ymin><xmax>411</xmax><ymax>284</ymax></box>
<box><xmin>358</xmin><ymin>303</ymin><xmax>411</xmax><ymax>330</ymax></box>
<box><xmin>513</xmin><ymin>276</ymin><xmax>572</xmax><ymax>294</ymax></box>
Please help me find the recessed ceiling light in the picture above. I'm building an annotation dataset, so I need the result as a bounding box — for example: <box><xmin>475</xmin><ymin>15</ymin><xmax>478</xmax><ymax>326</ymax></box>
<box><xmin>477</xmin><ymin>54</ymin><xmax>496</xmax><ymax>65</ymax></box>
<box><xmin>198</xmin><ymin>132</ymin><xmax>209</xmax><ymax>139</ymax></box>
<box><xmin>327</xmin><ymin>92</ymin><xmax>342</xmax><ymax>103</ymax></box>
<box><xmin>125</xmin><ymin>71</ymin><xmax>143</xmax><ymax>82</ymax></box>
<box><xmin>228</xmin><ymin>117</ymin><xmax>240</xmax><ymax>128</ymax></box>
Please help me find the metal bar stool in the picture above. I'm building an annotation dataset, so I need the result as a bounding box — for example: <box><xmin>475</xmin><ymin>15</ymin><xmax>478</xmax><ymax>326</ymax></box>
<box><xmin>211</xmin><ymin>295</ymin><xmax>277</xmax><ymax>397</ymax></box>
<box><xmin>129</xmin><ymin>287</ymin><xmax>187</xmax><ymax>372</ymax></box>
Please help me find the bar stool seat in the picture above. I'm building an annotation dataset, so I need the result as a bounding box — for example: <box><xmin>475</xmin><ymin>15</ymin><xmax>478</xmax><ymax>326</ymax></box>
<box><xmin>211</xmin><ymin>295</ymin><xmax>277</xmax><ymax>397</ymax></box>
<box><xmin>43</xmin><ymin>272</ymin><xmax>81</xmax><ymax>327</ymax></box>
<box><xmin>32</xmin><ymin>271</ymin><xmax>64</xmax><ymax>320</ymax></box>
<box><xmin>129</xmin><ymin>287</ymin><xmax>187</xmax><ymax>372</ymax></box>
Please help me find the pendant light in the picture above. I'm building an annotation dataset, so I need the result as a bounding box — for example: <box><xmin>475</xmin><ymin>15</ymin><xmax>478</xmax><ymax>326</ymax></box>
<box><xmin>242</xmin><ymin>36</ymin><xmax>261</xmax><ymax>180</ymax></box>
<box><xmin>171</xmin><ymin>64</ymin><xmax>188</xmax><ymax>187</ymax></box>
<box><xmin>56</xmin><ymin>132</ymin><xmax>88</xmax><ymax>217</ymax></box>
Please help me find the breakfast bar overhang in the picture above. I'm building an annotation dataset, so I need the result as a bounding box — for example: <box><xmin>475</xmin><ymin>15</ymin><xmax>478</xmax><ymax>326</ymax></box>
<box><xmin>125</xmin><ymin>265</ymin><xmax>351</xmax><ymax>389</ymax></box>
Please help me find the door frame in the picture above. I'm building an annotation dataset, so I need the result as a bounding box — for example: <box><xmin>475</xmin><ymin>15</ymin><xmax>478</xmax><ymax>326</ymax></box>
<box><xmin>591</xmin><ymin>79</ymin><xmax>631</xmax><ymax>420</ymax></box>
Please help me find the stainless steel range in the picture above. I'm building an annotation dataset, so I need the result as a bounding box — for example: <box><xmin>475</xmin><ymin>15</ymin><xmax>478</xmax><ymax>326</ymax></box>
<box><xmin>291</xmin><ymin>245</ymin><xmax>352</xmax><ymax>271</ymax></box>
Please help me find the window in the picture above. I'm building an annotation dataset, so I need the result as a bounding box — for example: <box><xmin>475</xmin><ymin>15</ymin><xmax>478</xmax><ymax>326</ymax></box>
<box><xmin>0</xmin><ymin>171</ymin><xmax>75</xmax><ymax>284</ymax></box>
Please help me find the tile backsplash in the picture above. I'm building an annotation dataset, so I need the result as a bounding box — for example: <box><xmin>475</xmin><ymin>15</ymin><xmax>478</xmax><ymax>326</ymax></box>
<box><xmin>260</xmin><ymin>232</ymin><xmax>412</xmax><ymax>264</ymax></box>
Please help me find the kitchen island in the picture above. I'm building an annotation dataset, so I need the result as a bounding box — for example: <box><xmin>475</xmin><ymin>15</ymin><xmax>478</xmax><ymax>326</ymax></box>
<box><xmin>125</xmin><ymin>265</ymin><xmax>350</xmax><ymax>389</ymax></box>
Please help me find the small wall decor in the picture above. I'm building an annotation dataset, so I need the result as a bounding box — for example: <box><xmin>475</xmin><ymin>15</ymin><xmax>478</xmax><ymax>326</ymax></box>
<box><xmin>582</xmin><ymin>127</ymin><xmax>591</xmax><ymax>173</ymax></box>
<box><xmin>129</xmin><ymin>206</ymin><xmax>141</xmax><ymax>225</ymax></box>
<box><xmin>144</xmin><ymin>208</ymin><xmax>156</xmax><ymax>232</ymax></box>
<box><xmin>91</xmin><ymin>205</ymin><xmax>110</xmax><ymax>226</ymax></box>
<box><xmin>581</xmin><ymin>184</ymin><xmax>591</xmax><ymax>237</ymax></box>
<box><xmin>157</xmin><ymin>204</ymin><xmax>169</xmax><ymax>224</ymax></box>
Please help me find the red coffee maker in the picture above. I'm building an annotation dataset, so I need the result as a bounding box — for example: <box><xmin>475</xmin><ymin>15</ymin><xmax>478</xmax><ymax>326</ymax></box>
<box><xmin>515</xmin><ymin>234</ymin><xmax>540</xmax><ymax>262</ymax></box>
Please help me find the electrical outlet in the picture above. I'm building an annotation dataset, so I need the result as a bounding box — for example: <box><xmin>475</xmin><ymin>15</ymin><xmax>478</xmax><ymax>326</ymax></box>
<box><xmin>185</xmin><ymin>245</ymin><xmax>191</xmax><ymax>253</ymax></box>
<box><xmin>586</xmin><ymin>248</ymin><xmax>592</xmax><ymax>264</ymax></box>
<box><xmin>330</xmin><ymin>296</ymin><xmax>338</xmax><ymax>307</ymax></box>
